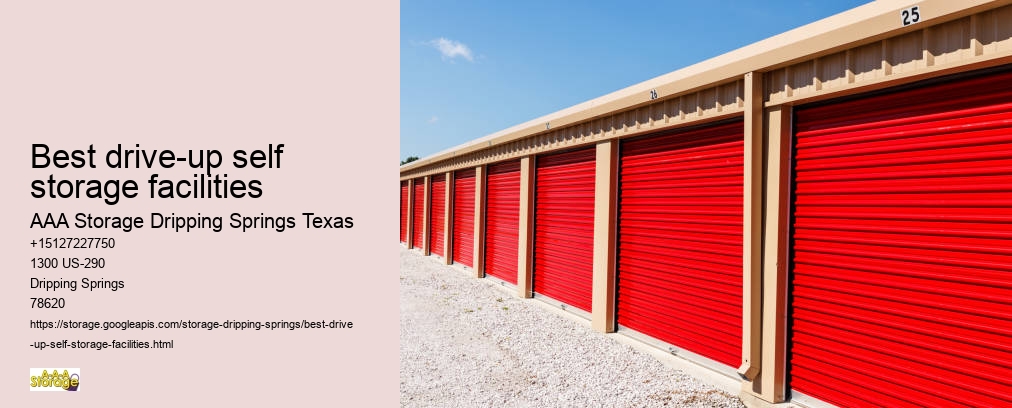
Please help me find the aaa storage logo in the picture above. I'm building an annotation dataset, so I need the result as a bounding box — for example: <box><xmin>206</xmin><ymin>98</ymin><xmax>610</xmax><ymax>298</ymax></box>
<box><xmin>29</xmin><ymin>368</ymin><xmax>80</xmax><ymax>391</ymax></box>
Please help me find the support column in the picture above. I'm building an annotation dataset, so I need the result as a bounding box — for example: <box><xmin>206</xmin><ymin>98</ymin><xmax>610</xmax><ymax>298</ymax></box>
<box><xmin>444</xmin><ymin>171</ymin><xmax>454</xmax><ymax>265</ymax></box>
<box><xmin>591</xmin><ymin>140</ymin><xmax>618</xmax><ymax>333</ymax></box>
<box><xmin>422</xmin><ymin>175</ymin><xmax>431</xmax><ymax>256</ymax></box>
<box><xmin>406</xmin><ymin>178</ymin><xmax>415</xmax><ymax>250</ymax></box>
<box><xmin>739</xmin><ymin>71</ymin><xmax>764</xmax><ymax>382</ymax></box>
<box><xmin>472</xmin><ymin>165</ymin><xmax>486</xmax><ymax>278</ymax></box>
<box><xmin>517</xmin><ymin>156</ymin><xmax>535</xmax><ymax>298</ymax></box>
<box><xmin>740</xmin><ymin>105</ymin><xmax>792</xmax><ymax>407</ymax></box>
<box><xmin>759</xmin><ymin>106</ymin><xmax>792</xmax><ymax>403</ymax></box>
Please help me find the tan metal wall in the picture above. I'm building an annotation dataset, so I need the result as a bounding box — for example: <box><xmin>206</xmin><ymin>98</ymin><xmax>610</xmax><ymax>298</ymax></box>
<box><xmin>765</xmin><ymin>4</ymin><xmax>1012</xmax><ymax>106</ymax></box>
<box><xmin>400</xmin><ymin>79</ymin><xmax>744</xmax><ymax>180</ymax></box>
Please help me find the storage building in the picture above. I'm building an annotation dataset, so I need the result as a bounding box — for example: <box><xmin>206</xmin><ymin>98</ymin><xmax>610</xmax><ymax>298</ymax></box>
<box><xmin>399</xmin><ymin>1</ymin><xmax>1012</xmax><ymax>406</ymax></box>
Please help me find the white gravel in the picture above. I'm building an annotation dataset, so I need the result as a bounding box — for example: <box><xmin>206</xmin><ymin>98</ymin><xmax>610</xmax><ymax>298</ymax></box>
<box><xmin>400</xmin><ymin>247</ymin><xmax>746</xmax><ymax>408</ymax></box>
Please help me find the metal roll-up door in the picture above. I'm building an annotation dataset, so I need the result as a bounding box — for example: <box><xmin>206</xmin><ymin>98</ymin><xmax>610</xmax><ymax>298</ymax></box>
<box><xmin>484</xmin><ymin>161</ymin><xmax>521</xmax><ymax>284</ymax></box>
<box><xmin>453</xmin><ymin>169</ymin><xmax>476</xmax><ymax>267</ymax></box>
<box><xmin>533</xmin><ymin>147</ymin><xmax>596</xmax><ymax>312</ymax></box>
<box><xmin>430</xmin><ymin>174</ymin><xmax>446</xmax><ymax>257</ymax></box>
<box><xmin>789</xmin><ymin>70</ymin><xmax>1012</xmax><ymax>408</ymax></box>
<box><xmin>412</xmin><ymin>178</ymin><xmax>425</xmax><ymax>249</ymax></box>
<box><xmin>616</xmin><ymin>121</ymin><xmax>744</xmax><ymax>368</ymax></box>
<box><xmin>400</xmin><ymin>180</ymin><xmax>409</xmax><ymax>243</ymax></box>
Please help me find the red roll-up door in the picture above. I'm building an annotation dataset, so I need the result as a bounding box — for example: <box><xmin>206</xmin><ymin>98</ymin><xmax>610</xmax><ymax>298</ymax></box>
<box><xmin>412</xmin><ymin>179</ymin><xmax>425</xmax><ymax>249</ymax></box>
<box><xmin>453</xmin><ymin>169</ymin><xmax>476</xmax><ymax>267</ymax></box>
<box><xmin>533</xmin><ymin>148</ymin><xmax>596</xmax><ymax>312</ymax></box>
<box><xmin>430</xmin><ymin>175</ymin><xmax>446</xmax><ymax>257</ymax></box>
<box><xmin>400</xmin><ymin>180</ymin><xmax>409</xmax><ymax>243</ymax></box>
<box><xmin>616</xmin><ymin>121</ymin><xmax>744</xmax><ymax>368</ymax></box>
<box><xmin>789</xmin><ymin>70</ymin><xmax>1012</xmax><ymax>408</ymax></box>
<box><xmin>484</xmin><ymin>161</ymin><xmax>521</xmax><ymax>284</ymax></box>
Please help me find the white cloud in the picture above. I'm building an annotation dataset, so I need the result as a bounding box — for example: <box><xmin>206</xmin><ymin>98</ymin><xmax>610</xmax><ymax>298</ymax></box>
<box><xmin>428</xmin><ymin>116</ymin><xmax>439</xmax><ymax>124</ymax></box>
<box><xmin>428</xmin><ymin>38</ymin><xmax>474</xmax><ymax>62</ymax></box>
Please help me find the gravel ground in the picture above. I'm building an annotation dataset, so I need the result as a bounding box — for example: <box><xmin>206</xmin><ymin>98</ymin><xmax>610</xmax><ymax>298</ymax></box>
<box><xmin>400</xmin><ymin>247</ymin><xmax>745</xmax><ymax>408</ymax></box>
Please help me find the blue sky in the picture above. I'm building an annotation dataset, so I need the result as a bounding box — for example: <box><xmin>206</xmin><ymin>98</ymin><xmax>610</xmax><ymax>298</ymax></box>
<box><xmin>401</xmin><ymin>1</ymin><xmax>869</xmax><ymax>162</ymax></box>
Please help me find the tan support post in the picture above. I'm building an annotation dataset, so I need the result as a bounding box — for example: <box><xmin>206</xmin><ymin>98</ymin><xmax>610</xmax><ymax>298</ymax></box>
<box><xmin>473</xmin><ymin>165</ymin><xmax>486</xmax><ymax>278</ymax></box>
<box><xmin>406</xmin><ymin>178</ymin><xmax>415</xmax><ymax>250</ymax></box>
<box><xmin>759</xmin><ymin>106</ymin><xmax>792</xmax><ymax>403</ymax></box>
<box><xmin>517</xmin><ymin>156</ymin><xmax>535</xmax><ymax>298</ymax></box>
<box><xmin>591</xmin><ymin>140</ymin><xmax>618</xmax><ymax>333</ymax></box>
<box><xmin>739</xmin><ymin>71</ymin><xmax>763</xmax><ymax>382</ymax></box>
<box><xmin>444</xmin><ymin>171</ymin><xmax>454</xmax><ymax>265</ymax></box>
<box><xmin>422</xmin><ymin>175</ymin><xmax>432</xmax><ymax>256</ymax></box>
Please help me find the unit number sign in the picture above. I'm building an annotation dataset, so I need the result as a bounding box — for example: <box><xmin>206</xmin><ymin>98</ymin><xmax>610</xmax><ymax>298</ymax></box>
<box><xmin>900</xmin><ymin>5</ymin><xmax>921</xmax><ymax>27</ymax></box>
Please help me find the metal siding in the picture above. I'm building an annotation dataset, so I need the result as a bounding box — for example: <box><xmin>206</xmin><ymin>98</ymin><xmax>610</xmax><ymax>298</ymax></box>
<box><xmin>429</xmin><ymin>175</ymin><xmax>446</xmax><ymax>257</ymax></box>
<box><xmin>398</xmin><ymin>80</ymin><xmax>746</xmax><ymax>181</ymax></box>
<box><xmin>453</xmin><ymin>169</ymin><xmax>476</xmax><ymax>267</ymax></box>
<box><xmin>766</xmin><ymin>5</ymin><xmax>1012</xmax><ymax>106</ymax></box>
<box><xmin>412</xmin><ymin>179</ymin><xmax>425</xmax><ymax>249</ymax></box>
<box><xmin>485</xmin><ymin>161</ymin><xmax>521</xmax><ymax>284</ymax></box>
<box><xmin>533</xmin><ymin>147</ymin><xmax>596</xmax><ymax>312</ymax></box>
<box><xmin>616</xmin><ymin>121</ymin><xmax>744</xmax><ymax>368</ymax></box>
<box><xmin>790</xmin><ymin>69</ymin><xmax>1012</xmax><ymax>408</ymax></box>
<box><xmin>400</xmin><ymin>180</ymin><xmax>408</xmax><ymax>243</ymax></box>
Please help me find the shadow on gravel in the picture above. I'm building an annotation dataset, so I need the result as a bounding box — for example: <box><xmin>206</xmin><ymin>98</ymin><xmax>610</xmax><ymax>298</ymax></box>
<box><xmin>399</xmin><ymin>248</ymin><xmax>745</xmax><ymax>408</ymax></box>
